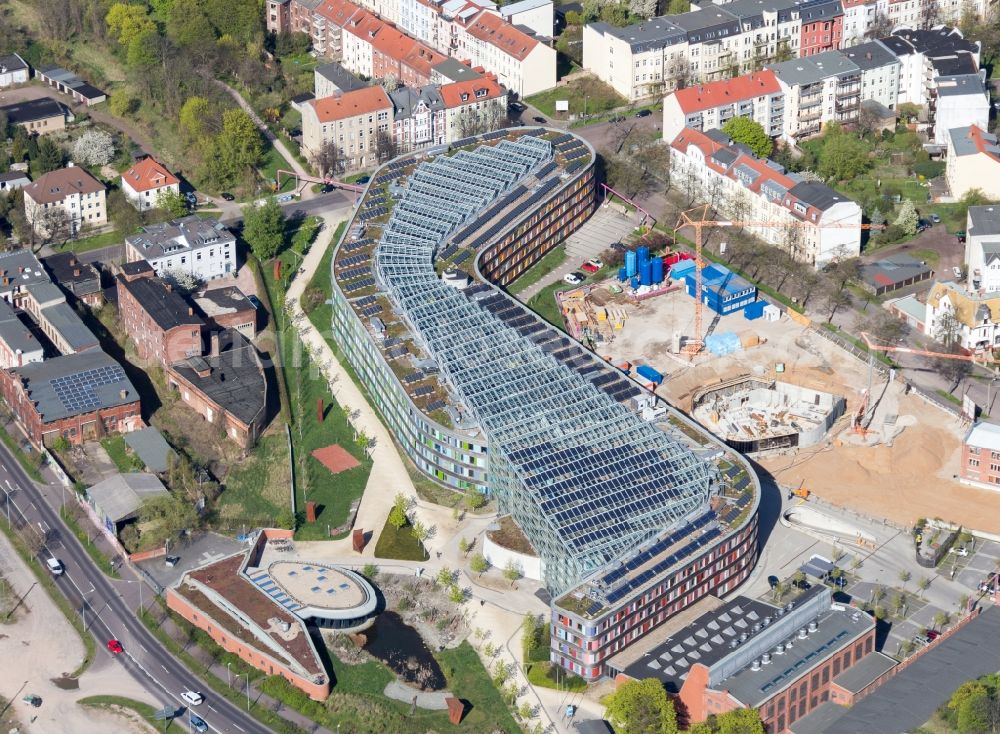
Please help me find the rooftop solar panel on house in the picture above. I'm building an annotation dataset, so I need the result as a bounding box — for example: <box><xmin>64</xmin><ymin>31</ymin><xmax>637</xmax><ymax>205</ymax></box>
<box><xmin>412</xmin><ymin>385</ymin><xmax>433</xmax><ymax>397</ymax></box>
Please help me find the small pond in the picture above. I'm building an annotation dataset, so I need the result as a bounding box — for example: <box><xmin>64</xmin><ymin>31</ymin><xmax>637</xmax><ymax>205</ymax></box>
<box><xmin>364</xmin><ymin>611</ymin><xmax>446</xmax><ymax>690</ymax></box>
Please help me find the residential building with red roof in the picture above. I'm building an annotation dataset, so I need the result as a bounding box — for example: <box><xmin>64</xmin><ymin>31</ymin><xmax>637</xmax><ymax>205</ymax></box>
<box><xmin>121</xmin><ymin>156</ymin><xmax>180</xmax><ymax>212</ymax></box>
<box><xmin>455</xmin><ymin>9</ymin><xmax>555</xmax><ymax>97</ymax></box>
<box><xmin>440</xmin><ymin>75</ymin><xmax>506</xmax><ymax>138</ymax></box>
<box><xmin>301</xmin><ymin>87</ymin><xmax>393</xmax><ymax>171</ymax></box>
<box><xmin>661</xmin><ymin>71</ymin><xmax>785</xmax><ymax>143</ymax></box>
<box><xmin>669</xmin><ymin>126</ymin><xmax>862</xmax><ymax>267</ymax></box>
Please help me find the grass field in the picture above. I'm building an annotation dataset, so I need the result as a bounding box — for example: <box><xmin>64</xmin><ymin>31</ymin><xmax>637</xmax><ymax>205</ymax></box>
<box><xmin>100</xmin><ymin>436</ymin><xmax>145</xmax><ymax>473</ymax></box>
<box><xmin>0</xmin><ymin>423</ymin><xmax>43</xmax><ymax>482</ymax></box>
<box><xmin>216</xmin><ymin>432</ymin><xmax>292</xmax><ymax>529</ymax></box>
<box><xmin>53</xmin><ymin>229</ymin><xmax>123</xmax><ymax>254</ymax></box>
<box><xmin>78</xmin><ymin>696</ymin><xmax>174</xmax><ymax>729</ymax></box>
<box><xmin>373</xmin><ymin>515</ymin><xmax>427</xmax><ymax>560</ymax></box>
<box><xmin>526</xmin><ymin>280</ymin><xmax>567</xmax><ymax>328</ymax></box>
<box><xmin>526</xmin><ymin>76</ymin><xmax>627</xmax><ymax>119</ymax></box>
<box><xmin>507</xmin><ymin>245</ymin><xmax>566</xmax><ymax>295</ymax></box>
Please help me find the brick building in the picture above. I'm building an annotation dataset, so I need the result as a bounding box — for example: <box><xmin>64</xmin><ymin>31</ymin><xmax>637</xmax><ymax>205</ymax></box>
<box><xmin>116</xmin><ymin>267</ymin><xmax>204</xmax><ymax>367</ymax></box>
<box><xmin>0</xmin><ymin>350</ymin><xmax>142</xmax><ymax>447</ymax></box>
<box><xmin>191</xmin><ymin>287</ymin><xmax>258</xmax><ymax>340</ymax></box>
<box><xmin>616</xmin><ymin>587</ymin><xmax>891</xmax><ymax>733</ymax></box>
<box><xmin>41</xmin><ymin>252</ymin><xmax>103</xmax><ymax>308</ymax></box>
<box><xmin>960</xmin><ymin>421</ymin><xmax>1000</xmax><ymax>491</ymax></box>
<box><xmin>165</xmin><ymin>330</ymin><xmax>268</xmax><ymax>450</ymax></box>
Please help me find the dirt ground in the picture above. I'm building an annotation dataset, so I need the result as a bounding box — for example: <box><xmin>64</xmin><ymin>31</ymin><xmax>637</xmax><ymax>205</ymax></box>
<box><xmin>605</xmin><ymin>285</ymin><xmax>1000</xmax><ymax>534</ymax></box>
<box><xmin>0</xmin><ymin>532</ymin><xmax>158</xmax><ymax>734</ymax></box>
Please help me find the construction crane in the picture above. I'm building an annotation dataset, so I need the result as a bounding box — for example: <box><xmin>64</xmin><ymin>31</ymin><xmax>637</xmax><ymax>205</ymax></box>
<box><xmin>675</xmin><ymin>206</ymin><xmax>884</xmax><ymax>354</ymax></box>
<box><xmin>855</xmin><ymin>331</ymin><xmax>1000</xmax><ymax>429</ymax></box>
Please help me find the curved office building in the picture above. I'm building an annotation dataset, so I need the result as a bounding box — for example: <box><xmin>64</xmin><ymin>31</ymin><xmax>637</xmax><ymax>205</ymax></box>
<box><xmin>328</xmin><ymin>129</ymin><xmax>760</xmax><ymax>679</ymax></box>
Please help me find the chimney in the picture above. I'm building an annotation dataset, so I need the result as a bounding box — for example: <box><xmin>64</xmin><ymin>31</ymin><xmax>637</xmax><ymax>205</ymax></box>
<box><xmin>808</xmin><ymin>620</ymin><xmax>818</xmax><ymax>633</ymax></box>
<box><xmin>188</xmin><ymin>307</ymin><xmax>194</xmax><ymax>316</ymax></box>
<box><xmin>120</xmin><ymin>389</ymin><xmax>129</xmax><ymax>400</ymax></box>
<box><xmin>69</xmin><ymin>258</ymin><xmax>77</xmax><ymax>266</ymax></box>
<box><xmin>210</xmin><ymin>332</ymin><xmax>220</xmax><ymax>357</ymax></box>
<box><xmin>165</xmin><ymin>283</ymin><xmax>172</xmax><ymax>292</ymax></box>
<box><xmin>73</xmin><ymin>268</ymin><xmax>80</xmax><ymax>277</ymax></box>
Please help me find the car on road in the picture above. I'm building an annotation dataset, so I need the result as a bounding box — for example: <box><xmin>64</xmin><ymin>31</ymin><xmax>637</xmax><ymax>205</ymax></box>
<box><xmin>635</xmin><ymin>109</ymin><xmax>652</xmax><ymax>117</ymax></box>
<box><xmin>190</xmin><ymin>714</ymin><xmax>208</xmax><ymax>733</ymax></box>
<box><xmin>930</xmin><ymin>213</ymin><xmax>941</xmax><ymax>223</ymax></box>
<box><xmin>953</xmin><ymin>267</ymin><xmax>963</xmax><ymax>279</ymax></box>
<box><xmin>220</xmin><ymin>192</ymin><xmax>235</xmax><ymax>202</ymax></box>
<box><xmin>581</xmin><ymin>258</ymin><xmax>603</xmax><ymax>273</ymax></box>
<box><xmin>563</xmin><ymin>271</ymin><xmax>585</xmax><ymax>285</ymax></box>
<box><xmin>46</xmin><ymin>557</ymin><xmax>63</xmax><ymax>576</ymax></box>
<box><xmin>533</xmin><ymin>116</ymin><xmax>547</xmax><ymax>123</ymax></box>
<box><xmin>916</xmin><ymin>219</ymin><xmax>931</xmax><ymax>233</ymax></box>
<box><xmin>106</xmin><ymin>639</ymin><xmax>123</xmax><ymax>655</ymax></box>
<box><xmin>181</xmin><ymin>691</ymin><xmax>204</xmax><ymax>706</ymax></box>
<box><xmin>277</xmin><ymin>193</ymin><xmax>294</xmax><ymax>203</ymax></box>
<box><xmin>950</xmin><ymin>545</ymin><xmax>969</xmax><ymax>556</ymax></box>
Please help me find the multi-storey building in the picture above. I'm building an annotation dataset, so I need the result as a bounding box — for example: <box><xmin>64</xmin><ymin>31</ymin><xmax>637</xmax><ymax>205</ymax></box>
<box><xmin>125</xmin><ymin>217</ymin><xmax>237</xmax><ymax>282</ymax></box>
<box><xmin>961</xmin><ymin>421</ymin><xmax>1000</xmax><ymax>491</ymax></box>
<box><xmin>500</xmin><ymin>0</ymin><xmax>553</xmax><ymax>38</ymax></box>
<box><xmin>670</xmin><ymin>127</ymin><xmax>863</xmax><ymax>266</ymax></box>
<box><xmin>661</xmin><ymin>70</ymin><xmax>785</xmax><ymax>142</ymax></box>
<box><xmin>314</xmin><ymin>61</ymin><xmax>368</xmax><ymax>98</ymax></box>
<box><xmin>327</xmin><ymin>129</ymin><xmax>761</xmax><ymax>681</ymax></box>
<box><xmin>616</xmin><ymin>586</ymin><xmax>891</xmax><ymax>734</ymax></box>
<box><xmin>0</xmin><ymin>298</ymin><xmax>43</xmax><ymax>369</ymax></box>
<box><xmin>879</xmin><ymin>26</ymin><xmax>980</xmax><ymax>107</ymax></box>
<box><xmin>23</xmin><ymin>166</ymin><xmax>107</xmax><ymax>238</ymax></box>
<box><xmin>21</xmin><ymin>281</ymin><xmax>99</xmax><ymax>355</ymax></box>
<box><xmin>120</xmin><ymin>156</ymin><xmax>180</xmax><ymax>212</ymax></box>
<box><xmin>390</xmin><ymin>84</ymin><xmax>446</xmax><ymax>151</ymax></box>
<box><xmin>582</xmin><ymin>19</ymin><xmax>689</xmax><ymax>102</ymax></box>
<box><xmin>839</xmin><ymin>40</ymin><xmax>899</xmax><ymax>110</ymax></box>
<box><xmin>840</xmin><ymin>0</ymin><xmax>876</xmax><ymax>47</ymax></box>
<box><xmin>455</xmin><ymin>10</ymin><xmax>555</xmax><ymax>97</ymax></box>
<box><xmin>932</xmin><ymin>73</ymin><xmax>988</xmax><ymax>145</ymax></box>
<box><xmin>116</xmin><ymin>266</ymin><xmax>205</xmax><ymax>367</ymax></box>
<box><xmin>0</xmin><ymin>98</ymin><xmax>68</xmax><ymax>135</ymax></box>
<box><xmin>946</xmin><ymin>125</ymin><xmax>1000</xmax><ymax>201</ymax></box>
<box><xmin>770</xmin><ymin>51</ymin><xmax>861</xmax><ymax>140</ymax></box>
<box><xmin>798</xmin><ymin>0</ymin><xmax>843</xmax><ymax>57</ymax></box>
<box><xmin>302</xmin><ymin>86</ymin><xmax>393</xmax><ymax>170</ymax></box>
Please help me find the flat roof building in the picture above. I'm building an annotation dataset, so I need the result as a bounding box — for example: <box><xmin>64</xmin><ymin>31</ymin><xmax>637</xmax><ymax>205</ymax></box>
<box><xmin>125</xmin><ymin>216</ymin><xmax>236</xmax><ymax>282</ymax></box>
<box><xmin>86</xmin><ymin>472</ymin><xmax>169</xmax><ymax>530</ymax></box>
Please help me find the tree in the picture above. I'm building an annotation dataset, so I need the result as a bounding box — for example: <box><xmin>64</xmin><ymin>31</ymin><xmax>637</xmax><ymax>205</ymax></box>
<box><xmin>934</xmin><ymin>309</ymin><xmax>963</xmax><ymax>348</ymax></box>
<box><xmin>35</xmin><ymin>137</ymin><xmax>65</xmax><ymax>174</ymax></box>
<box><xmin>503</xmin><ymin>560</ymin><xmax>521</xmax><ymax>586</ymax></box>
<box><xmin>436</xmin><ymin>567</ymin><xmax>454</xmax><ymax>586</ymax></box>
<box><xmin>898</xmin><ymin>570</ymin><xmax>911</xmax><ymax>589</ymax></box>
<box><xmin>715</xmin><ymin>709</ymin><xmax>765</xmax><ymax>734</ymax></box>
<box><xmin>156</xmin><ymin>189</ymin><xmax>189</xmax><ymax>218</ymax></box>
<box><xmin>771</xmin><ymin>580</ymin><xmax>787</xmax><ymax>602</ymax></box>
<box><xmin>894</xmin><ymin>199</ymin><xmax>919</xmax><ymax>236</ymax></box>
<box><xmin>458</xmin><ymin>537</ymin><xmax>472</xmax><ymax>555</ymax></box>
<box><xmin>275</xmin><ymin>508</ymin><xmax>295</xmax><ymax>529</ymax></box>
<box><xmin>105</xmin><ymin>3</ymin><xmax>156</xmax><ymax>49</ymax></box>
<box><xmin>362</xmin><ymin>563</ymin><xmax>379</xmax><ymax>579</ymax></box>
<box><xmin>917</xmin><ymin>575</ymin><xmax>931</xmax><ymax>598</ymax></box>
<box><xmin>110</xmin><ymin>93</ymin><xmax>139</xmax><ymax>118</ymax></box>
<box><xmin>388</xmin><ymin>503</ymin><xmax>408</xmax><ymax>530</ymax></box>
<box><xmin>791</xmin><ymin>570</ymin><xmax>806</xmax><ymax>589</ymax></box>
<box><xmin>823</xmin><ymin>285</ymin><xmax>852</xmax><ymax>323</ymax></box>
<box><xmin>108</xmin><ymin>190</ymin><xmax>143</xmax><ymax>237</ymax></box>
<box><xmin>375</xmin><ymin>129</ymin><xmax>397</xmax><ymax>164</ymax></box>
<box><xmin>933</xmin><ymin>611</ymin><xmax>949</xmax><ymax>631</ymax></box>
<box><xmin>816</xmin><ymin>126</ymin><xmax>872</xmax><ymax>181</ymax></box>
<box><xmin>72</xmin><ymin>129</ymin><xmax>116</xmax><ymax>166</ymax></box>
<box><xmin>448</xmin><ymin>585</ymin><xmax>465</xmax><ymax>603</ymax></box>
<box><xmin>209</xmin><ymin>109</ymin><xmax>263</xmax><ymax>187</ymax></box>
<box><xmin>469</xmin><ymin>553</ymin><xmax>489</xmax><ymax>576</ymax></box>
<box><xmin>378</xmin><ymin>73</ymin><xmax>400</xmax><ymax>93</ymax></box>
<box><xmin>666</xmin><ymin>0</ymin><xmax>690</xmax><ymax>12</ymax></box>
<box><xmin>179</xmin><ymin>96</ymin><xmax>215</xmax><ymax>142</ymax></box>
<box><xmin>138</xmin><ymin>493</ymin><xmax>198</xmax><ymax>546</ymax></box>
<box><xmin>411</xmin><ymin>519</ymin><xmax>429</xmax><ymax>544</ymax></box>
<box><xmin>722</xmin><ymin>117</ymin><xmax>772</xmax><ymax>159</ymax></box>
<box><xmin>311</xmin><ymin>139</ymin><xmax>343</xmax><ymax>179</ymax></box>
<box><xmin>934</xmin><ymin>348</ymin><xmax>972</xmax><ymax>392</ymax></box>
<box><xmin>604</xmin><ymin>678</ymin><xmax>678</xmax><ymax>734</ymax></box>
<box><xmin>242</xmin><ymin>198</ymin><xmax>286</xmax><ymax>261</ymax></box>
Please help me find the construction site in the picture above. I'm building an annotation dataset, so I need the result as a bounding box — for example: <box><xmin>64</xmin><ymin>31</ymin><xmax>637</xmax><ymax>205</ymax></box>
<box><xmin>691</xmin><ymin>377</ymin><xmax>846</xmax><ymax>455</ymax></box>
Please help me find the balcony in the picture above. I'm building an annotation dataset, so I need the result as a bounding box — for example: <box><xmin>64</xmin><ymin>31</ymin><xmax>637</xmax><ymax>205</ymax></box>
<box><xmin>835</xmin><ymin>98</ymin><xmax>859</xmax><ymax>112</ymax></box>
<box><xmin>799</xmin><ymin>122</ymin><xmax>822</xmax><ymax>137</ymax></box>
<box><xmin>799</xmin><ymin>93</ymin><xmax>822</xmax><ymax>106</ymax></box>
<box><xmin>799</xmin><ymin>108</ymin><xmax>823</xmax><ymax>122</ymax></box>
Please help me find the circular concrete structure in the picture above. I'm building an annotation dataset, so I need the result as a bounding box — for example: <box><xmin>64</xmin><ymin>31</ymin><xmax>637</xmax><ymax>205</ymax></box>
<box><xmin>263</xmin><ymin>561</ymin><xmax>378</xmax><ymax>629</ymax></box>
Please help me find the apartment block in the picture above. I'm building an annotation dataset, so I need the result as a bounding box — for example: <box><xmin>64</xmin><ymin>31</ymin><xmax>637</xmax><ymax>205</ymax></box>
<box><xmin>125</xmin><ymin>217</ymin><xmax>236</xmax><ymax>282</ymax></box>
<box><xmin>798</xmin><ymin>0</ymin><xmax>843</xmax><ymax>57</ymax></box>
<box><xmin>455</xmin><ymin>10</ymin><xmax>555</xmax><ymax>97</ymax></box>
<box><xmin>302</xmin><ymin>86</ymin><xmax>393</xmax><ymax>170</ymax></box>
<box><xmin>770</xmin><ymin>51</ymin><xmax>861</xmax><ymax>141</ymax></box>
<box><xmin>23</xmin><ymin>166</ymin><xmax>107</xmax><ymax>238</ymax></box>
<box><xmin>880</xmin><ymin>26</ymin><xmax>980</xmax><ymax>107</ymax></box>
<box><xmin>582</xmin><ymin>19</ymin><xmax>689</xmax><ymax>102</ymax></box>
<box><xmin>661</xmin><ymin>70</ymin><xmax>784</xmax><ymax>142</ymax></box>
<box><xmin>839</xmin><ymin>40</ymin><xmax>899</xmax><ymax>110</ymax></box>
<box><xmin>669</xmin><ymin>127</ymin><xmax>862</xmax><ymax>266</ymax></box>
<box><xmin>946</xmin><ymin>126</ymin><xmax>1000</xmax><ymax>201</ymax></box>
<box><xmin>932</xmin><ymin>73</ymin><xmax>988</xmax><ymax>145</ymax></box>
<box><xmin>961</xmin><ymin>422</ymin><xmax>1000</xmax><ymax>492</ymax></box>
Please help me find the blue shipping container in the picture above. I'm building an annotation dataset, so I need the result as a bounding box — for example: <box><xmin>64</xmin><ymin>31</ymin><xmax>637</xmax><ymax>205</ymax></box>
<box><xmin>651</xmin><ymin>258</ymin><xmax>664</xmax><ymax>284</ymax></box>
<box><xmin>637</xmin><ymin>246</ymin><xmax>650</xmax><ymax>266</ymax></box>
<box><xmin>640</xmin><ymin>260</ymin><xmax>653</xmax><ymax>285</ymax></box>
<box><xmin>635</xmin><ymin>364</ymin><xmax>664</xmax><ymax>384</ymax></box>
<box><xmin>743</xmin><ymin>301</ymin><xmax>765</xmax><ymax>320</ymax></box>
<box><xmin>625</xmin><ymin>250</ymin><xmax>638</xmax><ymax>278</ymax></box>
<box><xmin>631</xmin><ymin>276</ymin><xmax>640</xmax><ymax>289</ymax></box>
<box><xmin>619</xmin><ymin>266</ymin><xmax>627</xmax><ymax>282</ymax></box>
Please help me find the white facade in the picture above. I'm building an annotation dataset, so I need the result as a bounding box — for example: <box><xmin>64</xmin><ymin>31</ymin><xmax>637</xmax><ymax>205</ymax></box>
<box><xmin>23</xmin><ymin>167</ymin><xmax>107</xmax><ymax>238</ymax></box>
<box><xmin>933</xmin><ymin>75</ymin><xmax>989</xmax><ymax>144</ymax></box>
<box><xmin>399</xmin><ymin>0</ymin><xmax>441</xmax><ymax>48</ymax></box>
<box><xmin>582</xmin><ymin>22</ymin><xmax>689</xmax><ymax>102</ymax></box>
<box><xmin>840</xmin><ymin>0</ymin><xmax>876</xmax><ymax>47</ymax></box>
<box><xmin>341</xmin><ymin>20</ymin><xmax>376</xmax><ymax>78</ymax></box>
<box><xmin>455</xmin><ymin>11</ymin><xmax>556</xmax><ymax>97</ymax></box>
<box><xmin>499</xmin><ymin>0</ymin><xmax>553</xmax><ymax>39</ymax></box>
<box><xmin>125</xmin><ymin>218</ymin><xmax>237</xmax><ymax>282</ymax></box>
<box><xmin>660</xmin><ymin>71</ymin><xmax>785</xmax><ymax>143</ymax></box>
<box><xmin>946</xmin><ymin>126</ymin><xmax>1000</xmax><ymax>201</ymax></box>
<box><xmin>0</xmin><ymin>54</ymin><xmax>29</xmax><ymax>88</ymax></box>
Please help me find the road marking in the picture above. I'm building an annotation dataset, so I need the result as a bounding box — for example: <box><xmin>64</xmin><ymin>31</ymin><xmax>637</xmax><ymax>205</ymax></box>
<box><xmin>161</xmin><ymin>664</ymin><xmax>169</xmax><ymax>672</ymax></box>
<box><xmin>232</xmin><ymin>724</ymin><xmax>245</xmax><ymax>732</ymax></box>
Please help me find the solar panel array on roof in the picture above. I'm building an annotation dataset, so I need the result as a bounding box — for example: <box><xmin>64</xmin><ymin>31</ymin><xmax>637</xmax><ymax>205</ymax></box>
<box><xmin>360</xmin><ymin>303</ymin><xmax>381</xmax><ymax>317</ymax></box>
<box><xmin>353</xmin><ymin>295</ymin><xmax>377</xmax><ymax>307</ymax></box>
<box><xmin>452</xmin><ymin>250</ymin><xmax>470</xmax><ymax>266</ymax></box>
<box><xmin>412</xmin><ymin>385</ymin><xmax>433</xmax><ymax>397</ymax></box>
<box><xmin>361</xmin><ymin>133</ymin><xmax>712</xmax><ymax>592</ymax></box>
<box><xmin>426</xmin><ymin>399</ymin><xmax>447</xmax><ymax>412</ymax></box>
<box><xmin>343</xmin><ymin>277</ymin><xmax>375</xmax><ymax>293</ymax></box>
<box><xmin>339</xmin><ymin>253</ymin><xmax>368</xmax><ymax>268</ymax></box>
<box><xmin>551</xmin><ymin>133</ymin><xmax>574</xmax><ymax>145</ymax></box>
<box><xmin>535</xmin><ymin>161</ymin><xmax>557</xmax><ymax>179</ymax></box>
<box><xmin>439</xmin><ymin>243</ymin><xmax>459</xmax><ymax>260</ymax></box>
<box><xmin>339</xmin><ymin>266</ymin><xmax>369</xmax><ymax>281</ymax></box>
<box><xmin>50</xmin><ymin>364</ymin><xmax>127</xmax><ymax>414</ymax></box>
<box><xmin>385</xmin><ymin>344</ymin><xmax>408</xmax><ymax>359</ymax></box>
<box><xmin>451</xmin><ymin>137</ymin><xmax>477</xmax><ymax>149</ymax></box>
<box><xmin>341</xmin><ymin>238</ymin><xmax>374</xmax><ymax>254</ymax></box>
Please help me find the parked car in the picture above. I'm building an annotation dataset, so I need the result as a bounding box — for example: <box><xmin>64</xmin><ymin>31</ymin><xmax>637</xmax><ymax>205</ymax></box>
<box><xmin>916</xmin><ymin>220</ymin><xmax>931</xmax><ymax>232</ymax></box>
<box><xmin>635</xmin><ymin>109</ymin><xmax>652</xmax><ymax>117</ymax></box>
<box><xmin>950</xmin><ymin>545</ymin><xmax>969</xmax><ymax>556</ymax></box>
<box><xmin>930</xmin><ymin>213</ymin><xmax>941</xmax><ymax>223</ymax></box>
<box><xmin>926</xmin><ymin>629</ymin><xmax>940</xmax><ymax>640</ymax></box>
<box><xmin>913</xmin><ymin>634</ymin><xmax>930</xmax><ymax>646</ymax></box>
<box><xmin>220</xmin><ymin>192</ymin><xmax>235</xmax><ymax>202</ymax></box>
<box><xmin>356</xmin><ymin>175</ymin><xmax>371</xmax><ymax>184</ymax></box>
<box><xmin>533</xmin><ymin>116</ymin><xmax>547</xmax><ymax>124</ymax></box>
<box><xmin>106</xmin><ymin>639</ymin><xmax>123</xmax><ymax>655</ymax></box>
<box><xmin>953</xmin><ymin>267</ymin><xmax>963</xmax><ymax>279</ymax></box>
<box><xmin>45</xmin><ymin>557</ymin><xmax>63</xmax><ymax>576</ymax></box>
<box><xmin>190</xmin><ymin>714</ymin><xmax>208</xmax><ymax>733</ymax></box>
<box><xmin>181</xmin><ymin>691</ymin><xmax>204</xmax><ymax>706</ymax></box>
<box><xmin>957</xmin><ymin>231</ymin><xmax>967</xmax><ymax>243</ymax></box>
<box><xmin>610</xmin><ymin>242</ymin><xmax>627</xmax><ymax>253</ymax></box>
<box><xmin>184</xmin><ymin>192</ymin><xmax>198</xmax><ymax>206</ymax></box>
<box><xmin>563</xmin><ymin>271</ymin><xmax>585</xmax><ymax>285</ymax></box>
<box><xmin>581</xmin><ymin>258</ymin><xmax>603</xmax><ymax>273</ymax></box>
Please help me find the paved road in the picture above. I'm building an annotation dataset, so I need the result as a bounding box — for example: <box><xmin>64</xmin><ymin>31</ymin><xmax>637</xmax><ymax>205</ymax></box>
<box><xmin>68</xmin><ymin>189</ymin><xmax>357</xmax><ymax>267</ymax></box>
<box><xmin>0</xmin><ymin>445</ymin><xmax>273</xmax><ymax>734</ymax></box>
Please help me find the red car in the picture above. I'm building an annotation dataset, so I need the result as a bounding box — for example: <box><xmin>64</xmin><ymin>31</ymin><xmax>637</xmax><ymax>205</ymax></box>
<box><xmin>580</xmin><ymin>258</ymin><xmax>603</xmax><ymax>273</ymax></box>
<box><xmin>926</xmin><ymin>630</ymin><xmax>940</xmax><ymax>640</ymax></box>
<box><xmin>107</xmin><ymin>639</ymin><xmax>123</xmax><ymax>655</ymax></box>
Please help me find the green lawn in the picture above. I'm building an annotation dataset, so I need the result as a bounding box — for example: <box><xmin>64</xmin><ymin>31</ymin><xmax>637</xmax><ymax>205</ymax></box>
<box><xmin>507</xmin><ymin>245</ymin><xmax>566</xmax><ymax>295</ymax></box>
<box><xmin>526</xmin><ymin>662</ymin><xmax>587</xmax><ymax>692</ymax></box>
<box><xmin>526</xmin><ymin>76</ymin><xmax>627</xmax><ymax>119</ymax></box>
<box><xmin>526</xmin><ymin>280</ymin><xmax>568</xmax><ymax>328</ymax></box>
<box><xmin>909</xmin><ymin>248</ymin><xmax>941</xmax><ymax>269</ymax></box>
<box><xmin>259</xmin><ymin>145</ymin><xmax>298</xmax><ymax>194</ymax></box>
<box><xmin>100</xmin><ymin>436</ymin><xmax>145</xmax><ymax>473</ymax></box>
<box><xmin>60</xmin><ymin>505</ymin><xmax>120</xmax><ymax>578</ymax></box>
<box><xmin>260</xmin><ymin>642</ymin><xmax>523</xmax><ymax>734</ymax></box>
<box><xmin>216</xmin><ymin>432</ymin><xmax>293</xmax><ymax>530</ymax></box>
<box><xmin>78</xmin><ymin>696</ymin><xmax>175</xmax><ymax>729</ymax></box>
<box><xmin>0</xmin><ymin>424</ymin><xmax>43</xmax><ymax>482</ymax></box>
<box><xmin>53</xmin><ymin>228</ymin><xmax>123</xmax><ymax>254</ymax></box>
<box><xmin>373</xmin><ymin>515</ymin><xmax>427</xmax><ymax>560</ymax></box>
<box><xmin>258</xmin><ymin>219</ymin><xmax>371</xmax><ymax>539</ymax></box>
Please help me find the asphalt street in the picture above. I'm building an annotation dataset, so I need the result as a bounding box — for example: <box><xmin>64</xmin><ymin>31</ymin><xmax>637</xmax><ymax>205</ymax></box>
<box><xmin>0</xmin><ymin>442</ymin><xmax>273</xmax><ymax>734</ymax></box>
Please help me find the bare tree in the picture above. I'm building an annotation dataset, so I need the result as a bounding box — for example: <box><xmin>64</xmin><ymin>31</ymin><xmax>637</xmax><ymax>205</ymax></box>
<box><xmin>934</xmin><ymin>309</ymin><xmax>963</xmax><ymax>348</ymax></box>
<box><xmin>311</xmin><ymin>140</ymin><xmax>343</xmax><ymax>179</ymax></box>
<box><xmin>375</xmin><ymin>130</ymin><xmax>397</xmax><ymax>164</ymax></box>
<box><xmin>457</xmin><ymin>101</ymin><xmax>507</xmax><ymax>138</ymax></box>
<box><xmin>868</xmin><ymin>12</ymin><xmax>893</xmax><ymax>38</ymax></box>
<box><xmin>856</xmin><ymin>103</ymin><xmax>882</xmax><ymax>139</ymax></box>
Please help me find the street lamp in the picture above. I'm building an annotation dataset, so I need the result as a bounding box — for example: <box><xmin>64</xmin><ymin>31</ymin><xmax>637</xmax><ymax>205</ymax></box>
<box><xmin>227</xmin><ymin>662</ymin><xmax>232</xmax><ymax>689</ymax></box>
<box><xmin>243</xmin><ymin>672</ymin><xmax>250</xmax><ymax>711</ymax></box>
<box><xmin>121</xmin><ymin>579</ymin><xmax>145</xmax><ymax>614</ymax></box>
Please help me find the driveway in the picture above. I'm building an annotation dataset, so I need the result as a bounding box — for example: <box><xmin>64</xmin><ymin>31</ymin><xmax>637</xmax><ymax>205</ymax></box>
<box><xmin>862</xmin><ymin>224</ymin><xmax>964</xmax><ymax>281</ymax></box>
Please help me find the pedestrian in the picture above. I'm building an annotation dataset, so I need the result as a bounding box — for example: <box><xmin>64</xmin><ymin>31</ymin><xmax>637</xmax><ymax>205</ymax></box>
<box><xmin>480</xmin><ymin>599</ymin><xmax>485</xmax><ymax>607</ymax></box>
